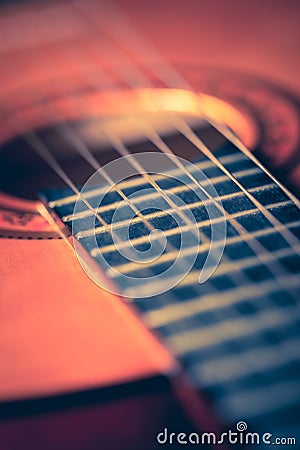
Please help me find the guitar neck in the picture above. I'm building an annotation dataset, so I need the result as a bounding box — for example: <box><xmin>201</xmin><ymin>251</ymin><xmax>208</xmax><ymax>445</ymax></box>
<box><xmin>44</xmin><ymin>127</ymin><xmax>300</xmax><ymax>438</ymax></box>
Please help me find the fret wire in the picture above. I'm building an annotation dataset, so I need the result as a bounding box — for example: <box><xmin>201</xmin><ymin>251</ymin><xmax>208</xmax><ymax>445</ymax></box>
<box><xmin>122</xmin><ymin>245</ymin><xmax>300</xmax><ymax>298</ymax></box>
<box><xmin>107</xmin><ymin>218</ymin><xmax>300</xmax><ymax>276</ymax></box>
<box><xmin>55</xmin><ymin>122</ymin><xmax>173</xmax><ymax>240</ymax></box>
<box><xmin>1</xmin><ymin>5</ymin><xmax>197</xmax><ymax>301</ymax></box>
<box><xmin>136</xmin><ymin>124</ymin><xmax>300</xmax><ymax>295</ymax></box>
<box><xmin>68</xmin><ymin>7</ymin><xmax>300</xmax><ymax>344</ymax></box>
<box><xmin>36</xmin><ymin>12</ymin><xmax>247</xmax><ymax>274</ymax></box>
<box><xmin>176</xmin><ymin>118</ymin><xmax>300</xmax><ymax>255</ymax></box>
<box><xmin>24</xmin><ymin>77</ymin><xmax>200</xmax><ymax>281</ymax></box>
<box><xmin>91</xmin><ymin>218</ymin><xmax>300</xmax><ymax>257</ymax></box>
<box><xmin>148</xmin><ymin>117</ymin><xmax>300</xmax><ymax>301</ymax></box>
<box><xmin>142</xmin><ymin>274</ymin><xmax>300</xmax><ymax>329</ymax></box>
<box><xmin>62</xmin><ymin>176</ymin><xmax>274</xmax><ymax>224</ymax></box>
<box><xmin>205</xmin><ymin>117</ymin><xmax>300</xmax><ymax>209</ymax></box>
<box><xmin>14</xmin><ymin>115</ymin><xmax>198</xmax><ymax>290</ymax></box>
<box><xmin>49</xmin><ymin>90</ymin><xmax>298</xmax><ymax>312</ymax></box>
<box><xmin>50</xmin><ymin>157</ymin><xmax>254</xmax><ymax>209</ymax></box>
<box><xmin>106</xmin><ymin>131</ymin><xmax>212</xmax><ymax>248</ymax></box>
<box><xmin>77</xmin><ymin>199</ymin><xmax>292</xmax><ymax>239</ymax></box>
<box><xmin>38</xmin><ymin>86</ymin><xmax>280</xmax><ymax>330</ymax></box>
<box><xmin>142</xmin><ymin>120</ymin><xmax>300</xmax><ymax>295</ymax></box>
<box><xmin>21</xmin><ymin>50</ymin><xmax>300</xmax><ymax>296</ymax></box>
<box><xmin>111</xmin><ymin>105</ymin><xmax>298</xmax><ymax>288</ymax></box>
<box><xmin>8</xmin><ymin>114</ymin><xmax>193</xmax><ymax>287</ymax></box>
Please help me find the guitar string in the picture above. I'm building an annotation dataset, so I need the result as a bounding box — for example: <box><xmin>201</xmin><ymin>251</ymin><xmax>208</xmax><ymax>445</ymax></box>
<box><xmin>26</xmin><ymin>29</ymin><xmax>300</xmax><ymax>307</ymax></box>
<box><xmin>65</xmin><ymin>175</ymin><xmax>272</xmax><ymax>223</ymax></box>
<box><xmin>73</xmin><ymin>0</ymin><xmax>300</xmax><ymax>213</ymax></box>
<box><xmin>0</xmin><ymin>26</ymin><xmax>204</xmax><ymax>276</ymax></box>
<box><xmin>47</xmin><ymin>10</ymin><xmax>300</xmax><ymax>294</ymax></box>
<box><xmin>33</xmin><ymin>0</ymin><xmax>300</xmax><ymax>414</ymax></box>
<box><xmin>16</xmin><ymin>37</ymin><xmax>214</xmax><ymax>274</ymax></box>
<box><xmin>10</xmin><ymin>97</ymin><xmax>289</xmax><ymax>312</ymax></box>
<box><xmin>28</xmin><ymin>84</ymin><xmax>228</xmax><ymax>287</ymax></box>
<box><xmin>1</xmin><ymin>2</ymin><xmax>298</xmax><ymax>306</ymax></box>
<box><xmin>0</xmin><ymin>45</ymin><xmax>254</xmax><ymax>300</ymax></box>
<box><xmin>91</xmin><ymin>203</ymin><xmax>299</xmax><ymax>255</ymax></box>
<box><xmin>65</xmin><ymin>0</ymin><xmax>297</xmax><ymax>410</ymax></box>
<box><xmin>84</xmin><ymin>0</ymin><xmax>300</xmax><ymax>225</ymax></box>
<box><xmin>45</xmin><ymin>40</ymin><xmax>221</xmax><ymax>257</ymax></box>
<box><xmin>30</xmin><ymin>29</ymin><xmax>298</xmax><ymax>298</ymax></box>
<box><xmin>61</xmin><ymin>156</ymin><xmax>258</xmax><ymax>219</ymax></box>
<box><xmin>72</xmin><ymin>0</ymin><xmax>300</xmax><ymax>411</ymax></box>
<box><xmin>56</xmin><ymin>0</ymin><xmax>300</xmax><ymax>342</ymax></box>
<box><xmin>6</xmin><ymin>107</ymin><xmax>200</xmax><ymax>282</ymax></box>
<box><xmin>22</xmin><ymin>37</ymin><xmax>232</xmax><ymax>283</ymax></box>
<box><xmin>72</xmin><ymin>0</ymin><xmax>300</xmax><ymax>250</ymax></box>
<box><xmin>2</xmin><ymin>109</ymin><xmax>151</xmax><ymax>264</ymax></box>
<box><xmin>52</xmin><ymin>165</ymin><xmax>262</xmax><ymax>209</ymax></box>
<box><xmin>0</xmin><ymin>0</ymin><xmax>296</xmax><ymax>306</ymax></box>
<box><xmin>28</xmin><ymin>82</ymin><xmax>208</xmax><ymax>279</ymax></box>
<box><xmin>0</xmin><ymin>42</ymin><xmax>284</xmax><ymax>304</ymax></box>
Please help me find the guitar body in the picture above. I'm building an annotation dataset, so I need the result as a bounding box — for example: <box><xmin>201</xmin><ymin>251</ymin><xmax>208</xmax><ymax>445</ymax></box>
<box><xmin>0</xmin><ymin>198</ymin><xmax>177</xmax><ymax>449</ymax></box>
<box><xmin>0</xmin><ymin>2</ymin><xmax>300</xmax><ymax>449</ymax></box>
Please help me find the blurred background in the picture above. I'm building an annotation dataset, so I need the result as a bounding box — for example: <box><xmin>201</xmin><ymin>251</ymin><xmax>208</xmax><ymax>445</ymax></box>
<box><xmin>116</xmin><ymin>0</ymin><xmax>300</xmax><ymax>93</ymax></box>
<box><xmin>1</xmin><ymin>0</ymin><xmax>300</xmax><ymax>91</ymax></box>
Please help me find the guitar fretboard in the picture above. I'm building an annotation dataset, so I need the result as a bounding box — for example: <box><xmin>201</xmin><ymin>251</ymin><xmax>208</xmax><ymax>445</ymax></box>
<box><xmin>44</xmin><ymin>138</ymin><xmax>300</xmax><ymax>438</ymax></box>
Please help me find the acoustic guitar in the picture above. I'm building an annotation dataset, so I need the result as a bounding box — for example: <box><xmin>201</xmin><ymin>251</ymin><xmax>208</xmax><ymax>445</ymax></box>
<box><xmin>0</xmin><ymin>1</ymin><xmax>300</xmax><ymax>449</ymax></box>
